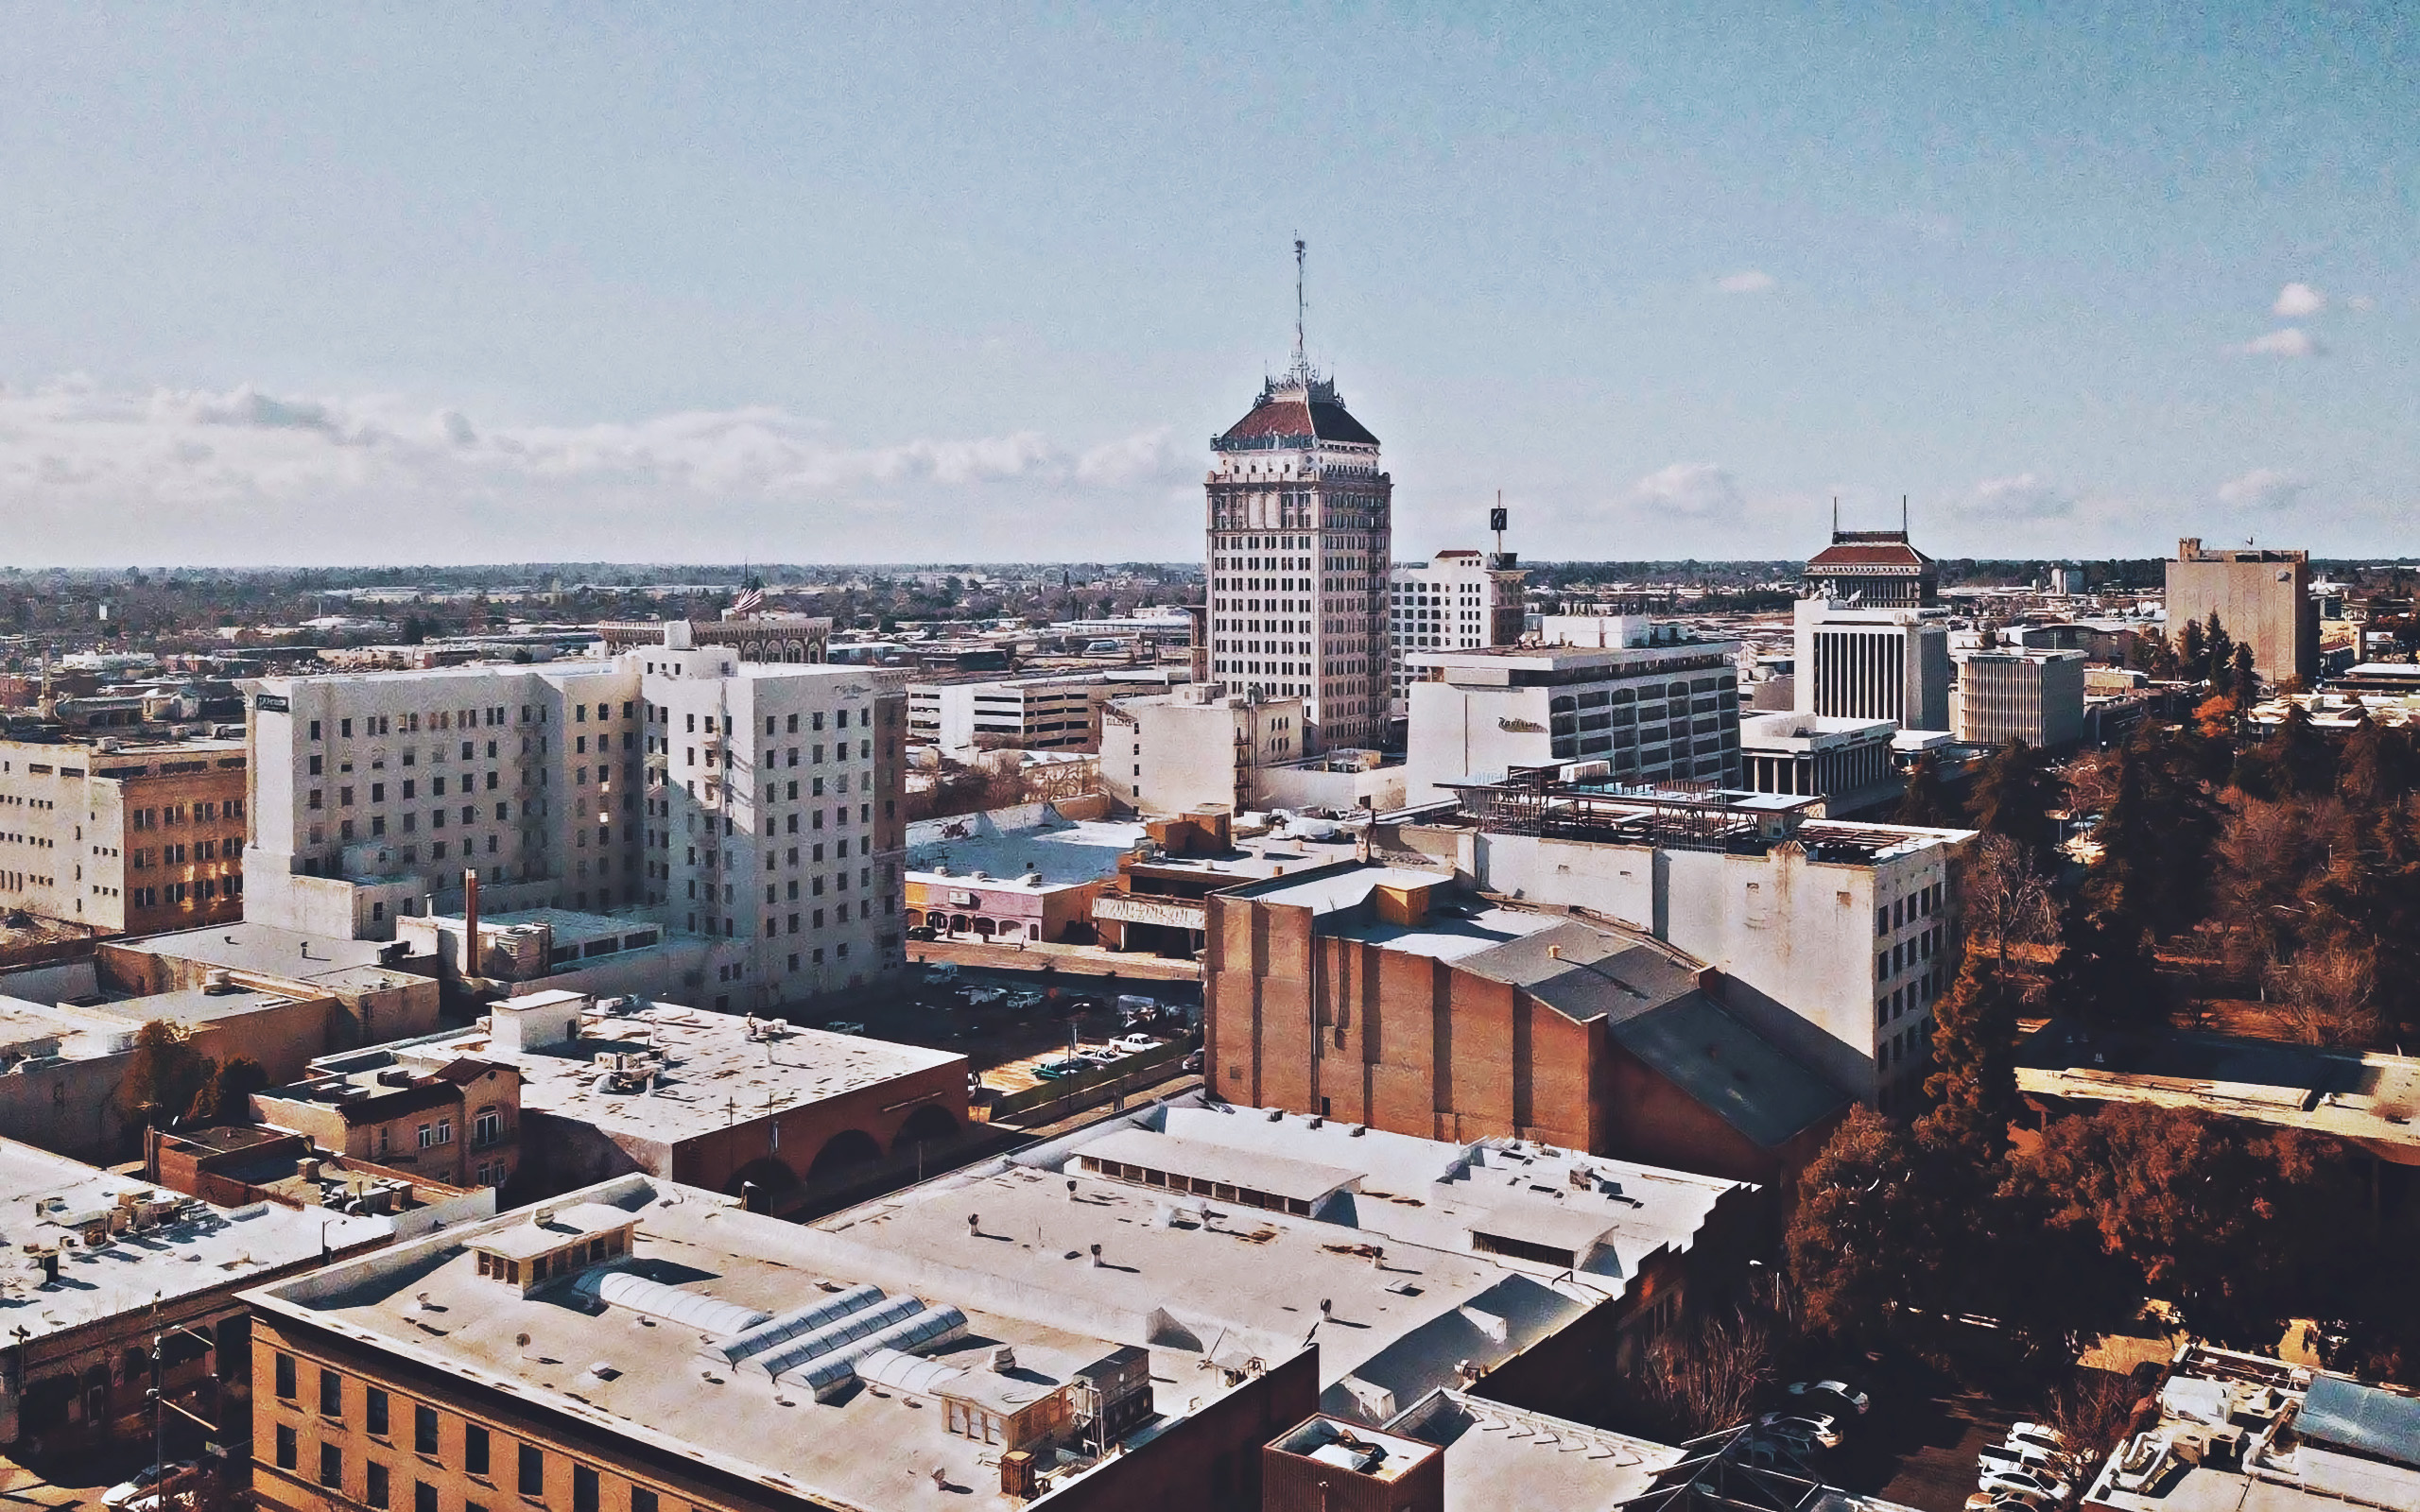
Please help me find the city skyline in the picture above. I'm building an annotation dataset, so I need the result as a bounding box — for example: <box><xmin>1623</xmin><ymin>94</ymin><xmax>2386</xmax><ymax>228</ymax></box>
<box><xmin>2</xmin><ymin>7</ymin><xmax>2411</xmax><ymax>566</ymax></box>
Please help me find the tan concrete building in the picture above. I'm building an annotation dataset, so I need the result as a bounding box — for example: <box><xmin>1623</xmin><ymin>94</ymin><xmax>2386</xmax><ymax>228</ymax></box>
<box><xmin>2166</xmin><ymin>537</ymin><xmax>2319</xmax><ymax>684</ymax></box>
<box><xmin>1100</xmin><ymin>684</ymin><xmax>1304</xmax><ymax>816</ymax></box>
<box><xmin>255</xmin><ymin>1057</ymin><xmax>523</xmax><ymax>1191</ymax></box>
<box><xmin>1954</xmin><ymin>647</ymin><xmax>2086</xmax><ymax>749</ymax></box>
<box><xmin>0</xmin><ymin>735</ymin><xmax>248</xmax><ymax>934</ymax></box>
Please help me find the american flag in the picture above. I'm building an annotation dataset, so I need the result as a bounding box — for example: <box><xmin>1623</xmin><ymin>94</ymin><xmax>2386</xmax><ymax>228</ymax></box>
<box><xmin>732</xmin><ymin>586</ymin><xmax>766</xmax><ymax>614</ymax></box>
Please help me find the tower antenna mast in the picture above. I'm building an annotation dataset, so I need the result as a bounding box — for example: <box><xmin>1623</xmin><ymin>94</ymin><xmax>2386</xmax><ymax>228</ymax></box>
<box><xmin>1293</xmin><ymin>235</ymin><xmax>1308</xmax><ymax>380</ymax></box>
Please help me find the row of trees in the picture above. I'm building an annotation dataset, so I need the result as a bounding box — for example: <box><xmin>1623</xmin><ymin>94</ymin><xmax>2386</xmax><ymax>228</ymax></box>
<box><xmin>122</xmin><ymin>1021</ymin><xmax>270</xmax><ymax>1133</ymax></box>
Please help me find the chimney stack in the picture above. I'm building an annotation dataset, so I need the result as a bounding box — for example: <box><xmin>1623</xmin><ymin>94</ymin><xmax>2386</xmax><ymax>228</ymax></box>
<box><xmin>461</xmin><ymin>868</ymin><xmax>481</xmax><ymax>979</ymax></box>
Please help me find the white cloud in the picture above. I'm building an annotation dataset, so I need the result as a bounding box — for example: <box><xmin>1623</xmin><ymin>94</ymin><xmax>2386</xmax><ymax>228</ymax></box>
<box><xmin>2347</xmin><ymin>294</ymin><xmax>2377</xmax><ymax>312</ymax></box>
<box><xmin>0</xmin><ymin>376</ymin><xmax>1198</xmax><ymax>564</ymax></box>
<box><xmin>1628</xmin><ymin>463</ymin><xmax>1743</xmax><ymax>519</ymax></box>
<box><xmin>1965</xmin><ymin>472</ymin><xmax>2075</xmax><ymax>520</ymax></box>
<box><xmin>2217</xmin><ymin>468</ymin><xmax>2307</xmax><ymax>511</ymax></box>
<box><xmin>2236</xmin><ymin>327</ymin><xmax>2321</xmax><ymax>358</ymax></box>
<box><xmin>2273</xmin><ymin>283</ymin><xmax>2326</xmax><ymax>318</ymax></box>
<box><xmin>1715</xmin><ymin>270</ymin><xmax>1776</xmax><ymax>295</ymax></box>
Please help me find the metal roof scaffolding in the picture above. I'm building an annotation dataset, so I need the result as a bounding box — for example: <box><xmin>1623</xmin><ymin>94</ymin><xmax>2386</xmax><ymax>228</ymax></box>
<box><xmin>1447</xmin><ymin>768</ymin><xmax>1935</xmax><ymax>865</ymax></box>
<box><xmin>1608</xmin><ymin>1422</ymin><xmax>1905</xmax><ymax>1512</ymax></box>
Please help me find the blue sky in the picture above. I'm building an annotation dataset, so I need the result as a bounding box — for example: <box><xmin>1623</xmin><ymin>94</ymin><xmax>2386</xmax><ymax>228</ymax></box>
<box><xmin>0</xmin><ymin>5</ymin><xmax>2410</xmax><ymax>565</ymax></box>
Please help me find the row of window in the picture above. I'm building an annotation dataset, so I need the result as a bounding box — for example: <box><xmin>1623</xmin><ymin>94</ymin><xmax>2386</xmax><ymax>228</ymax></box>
<box><xmin>130</xmin><ymin>799</ymin><xmax>239</xmax><ymax>827</ymax></box>
<box><xmin>1876</xmin><ymin>880</ymin><xmax>1948</xmax><ymax>936</ymax></box>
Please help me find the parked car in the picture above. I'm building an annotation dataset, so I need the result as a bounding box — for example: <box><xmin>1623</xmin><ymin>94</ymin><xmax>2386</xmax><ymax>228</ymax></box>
<box><xmin>962</xmin><ymin>986</ymin><xmax>1007</xmax><ymax>1006</ymax></box>
<box><xmin>104</xmin><ymin>1464</ymin><xmax>198</xmax><ymax>1510</ymax></box>
<box><xmin>1978</xmin><ymin>1466</ymin><xmax>2069</xmax><ymax>1505</ymax></box>
<box><xmin>907</xmin><ymin>925</ymin><xmax>938</xmax><ymax>941</ymax></box>
<box><xmin>1113</xmin><ymin>1033</ymin><xmax>1162</xmax><ymax>1053</ymax></box>
<box><xmin>2005</xmin><ymin>1423</ymin><xmax>2068</xmax><ymax>1456</ymax></box>
<box><xmin>822</xmin><ymin>1021</ymin><xmax>867</xmax><ymax>1036</ymax></box>
<box><xmin>1789</xmin><ymin>1380</ymin><xmax>1870</xmax><ymax>1415</ymax></box>
<box><xmin>1964</xmin><ymin>1493</ymin><xmax>2049</xmax><ymax>1512</ymax></box>
<box><xmin>1005</xmin><ymin>989</ymin><xmax>1046</xmax><ymax>1010</ymax></box>
<box><xmin>1076</xmin><ymin>1046</ymin><xmax>1127</xmax><ymax>1066</ymax></box>
<box><xmin>1757</xmin><ymin>1411</ymin><xmax>1841</xmax><ymax>1451</ymax></box>
<box><xmin>1979</xmin><ymin>1439</ymin><xmax>2062</xmax><ymax>1475</ymax></box>
<box><xmin>922</xmin><ymin>962</ymin><xmax>959</xmax><ymax>982</ymax></box>
<box><xmin>1033</xmin><ymin>1058</ymin><xmax>1085</xmax><ymax>1080</ymax></box>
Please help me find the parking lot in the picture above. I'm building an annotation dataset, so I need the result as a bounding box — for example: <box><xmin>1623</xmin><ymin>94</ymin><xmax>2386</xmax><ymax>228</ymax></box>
<box><xmin>810</xmin><ymin>962</ymin><xmax>1200</xmax><ymax>1092</ymax></box>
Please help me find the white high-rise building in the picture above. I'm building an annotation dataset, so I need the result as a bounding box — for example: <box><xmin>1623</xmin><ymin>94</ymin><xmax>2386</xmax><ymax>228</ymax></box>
<box><xmin>1203</xmin><ymin>345</ymin><xmax>1390</xmax><ymax>751</ymax></box>
<box><xmin>1792</xmin><ymin>598</ymin><xmax>1953</xmax><ymax>733</ymax></box>
<box><xmin>244</xmin><ymin>633</ymin><xmax>908</xmax><ymax>1007</ymax></box>
<box><xmin>1387</xmin><ymin>549</ymin><xmax>1527</xmax><ymax>717</ymax></box>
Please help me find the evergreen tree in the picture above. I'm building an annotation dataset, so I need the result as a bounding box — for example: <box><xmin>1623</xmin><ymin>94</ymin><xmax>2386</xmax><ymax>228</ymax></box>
<box><xmin>2231</xmin><ymin>642</ymin><xmax>2257</xmax><ymax>700</ymax></box>
<box><xmin>2262</xmin><ymin>702</ymin><xmax>2335</xmax><ymax>798</ymax></box>
<box><xmin>1784</xmin><ymin>1108</ymin><xmax>1929</xmax><ymax>1349</ymax></box>
<box><xmin>2204</xmin><ymin>613</ymin><xmax>2235</xmax><ymax>692</ymax></box>
<box><xmin>2336</xmin><ymin>713</ymin><xmax>2409</xmax><ymax>811</ymax></box>
<box><xmin>1967</xmin><ymin>740</ymin><xmax>2065</xmax><ymax>865</ymax></box>
<box><xmin>2051</xmin><ymin>891</ymin><xmax>2167</xmax><ymax>1027</ymax></box>
<box><xmin>1916</xmin><ymin>943</ymin><xmax>2021</xmax><ymax>1163</ymax></box>
<box><xmin>1895</xmin><ymin>750</ymin><xmax>1960</xmax><ymax>828</ymax></box>
<box><xmin>2179</xmin><ymin>618</ymin><xmax>2208</xmax><ymax>681</ymax></box>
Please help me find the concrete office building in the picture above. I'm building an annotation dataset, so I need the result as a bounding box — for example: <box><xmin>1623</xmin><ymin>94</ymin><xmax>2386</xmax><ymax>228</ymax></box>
<box><xmin>638</xmin><ymin>642</ymin><xmax>909</xmax><ymax>1004</ymax></box>
<box><xmin>243</xmin><ymin>662</ymin><xmax>645</xmax><ymax>938</ymax></box>
<box><xmin>1792</xmin><ymin>598</ymin><xmax>1953</xmax><ymax>732</ymax></box>
<box><xmin>2166</xmin><ymin>537</ymin><xmax>2319</xmax><ymax>684</ymax></box>
<box><xmin>1954</xmin><ymin>647</ymin><xmax>2087</xmax><ymax>749</ymax></box>
<box><xmin>1202</xmin><ymin>866</ymin><xmax>1848</xmax><ymax>1187</ymax></box>
<box><xmin>1738</xmin><ymin>712</ymin><xmax>1901</xmax><ymax>813</ymax></box>
<box><xmin>1100</xmin><ymin>685</ymin><xmax>1304</xmax><ymax>817</ymax></box>
<box><xmin>906</xmin><ymin>672</ymin><xmax>1119</xmax><ymax>756</ymax></box>
<box><xmin>245</xmin><ymin>635</ymin><xmax>908</xmax><ymax>1009</ymax></box>
<box><xmin>1421</xmin><ymin>780</ymin><xmax>1972</xmax><ymax>1108</ymax></box>
<box><xmin>0</xmin><ymin>734</ymin><xmax>248</xmax><ymax>934</ymax></box>
<box><xmin>1388</xmin><ymin>550</ymin><xmax>1527</xmax><ymax>717</ymax></box>
<box><xmin>1203</xmin><ymin>354</ymin><xmax>1391</xmax><ymax>751</ymax></box>
<box><xmin>1401</xmin><ymin>636</ymin><xmax>1742</xmax><ymax>804</ymax></box>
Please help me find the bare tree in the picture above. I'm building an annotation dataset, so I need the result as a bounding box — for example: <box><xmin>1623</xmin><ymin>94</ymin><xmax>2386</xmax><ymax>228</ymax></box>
<box><xmin>1637</xmin><ymin>1309</ymin><xmax>1773</xmax><ymax>1440</ymax></box>
<box><xmin>1962</xmin><ymin>833</ymin><xmax>2059</xmax><ymax>978</ymax></box>
<box><xmin>2041</xmin><ymin>1367</ymin><xmax>2149</xmax><ymax>1483</ymax></box>
<box><xmin>2262</xmin><ymin>941</ymin><xmax>2383</xmax><ymax>1047</ymax></box>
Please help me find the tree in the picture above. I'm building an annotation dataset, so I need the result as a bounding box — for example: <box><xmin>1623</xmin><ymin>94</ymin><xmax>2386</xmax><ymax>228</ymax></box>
<box><xmin>2260</xmin><ymin>941</ymin><xmax>2381</xmax><ymax>1047</ymax></box>
<box><xmin>121</xmin><ymin>1021</ymin><xmax>215</xmax><ymax>1131</ymax></box>
<box><xmin>1966</xmin><ymin>741</ymin><xmax>2065</xmax><ymax>865</ymax></box>
<box><xmin>2179</xmin><ymin>617</ymin><xmax>2207</xmax><ymax>681</ymax></box>
<box><xmin>2230</xmin><ymin>642</ymin><xmax>2257</xmax><ymax>701</ymax></box>
<box><xmin>2050</xmin><ymin>892</ymin><xmax>2166</xmax><ymax>1027</ymax></box>
<box><xmin>2336</xmin><ymin>713</ymin><xmax>2411</xmax><ymax>811</ymax></box>
<box><xmin>1895</xmin><ymin>750</ymin><xmax>1960</xmax><ymax>828</ymax></box>
<box><xmin>1917</xmin><ymin>944</ymin><xmax>2023</xmax><ymax>1164</ymax></box>
<box><xmin>189</xmin><ymin>1057</ymin><xmax>269</xmax><ymax>1125</ymax></box>
<box><xmin>2260</xmin><ymin>703</ymin><xmax>2334</xmax><ymax>799</ymax></box>
<box><xmin>1636</xmin><ymin>1309</ymin><xmax>1773</xmax><ymax>1439</ymax></box>
<box><xmin>2204</xmin><ymin>613</ymin><xmax>2236</xmax><ymax>694</ymax></box>
<box><xmin>1784</xmin><ymin>1108</ymin><xmax>1929</xmax><ymax>1349</ymax></box>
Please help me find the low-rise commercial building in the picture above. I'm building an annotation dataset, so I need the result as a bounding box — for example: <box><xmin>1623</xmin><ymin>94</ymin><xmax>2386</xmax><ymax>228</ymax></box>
<box><xmin>907</xmin><ymin>672</ymin><xmax>1120</xmax><ymax>755</ymax></box>
<box><xmin>0</xmin><ymin>734</ymin><xmax>248</xmax><ymax>934</ymax></box>
<box><xmin>1203</xmin><ymin>865</ymin><xmax>1847</xmax><ymax>1187</ymax></box>
<box><xmin>906</xmin><ymin>804</ymin><xmax>1145</xmax><ymax>943</ymax></box>
<box><xmin>244</xmin><ymin>1174</ymin><xmax>1318</xmax><ymax>1512</ymax></box>
<box><xmin>143</xmin><ymin>1123</ymin><xmax>494</xmax><ymax>1237</ymax></box>
<box><xmin>328</xmin><ymin>989</ymin><xmax>968</xmax><ymax>1210</ymax></box>
<box><xmin>254</xmin><ymin>1057</ymin><xmax>525</xmax><ymax>1191</ymax></box>
<box><xmin>2083</xmin><ymin>1343</ymin><xmax>2420</xmax><ymax>1512</ymax></box>
<box><xmin>1737</xmin><ymin>712</ymin><xmax>1900</xmax><ymax>814</ymax></box>
<box><xmin>0</xmin><ymin>1135</ymin><xmax>389</xmax><ymax>1459</ymax></box>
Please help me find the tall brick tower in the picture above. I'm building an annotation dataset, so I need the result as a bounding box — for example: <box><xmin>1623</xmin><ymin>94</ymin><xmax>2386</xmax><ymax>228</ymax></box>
<box><xmin>1201</xmin><ymin>242</ymin><xmax>1392</xmax><ymax>752</ymax></box>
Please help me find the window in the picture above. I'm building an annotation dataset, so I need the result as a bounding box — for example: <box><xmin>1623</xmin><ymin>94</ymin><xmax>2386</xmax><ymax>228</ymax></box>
<box><xmin>415</xmin><ymin>1404</ymin><xmax>439</xmax><ymax>1454</ymax></box>
<box><xmin>417</xmin><ymin>1483</ymin><xmax>439</xmax><ymax>1512</ymax></box>
<box><xmin>518</xmin><ymin>1444</ymin><xmax>544</xmax><ymax>1497</ymax></box>
<box><xmin>631</xmin><ymin>1490</ymin><xmax>658</xmax><ymax>1512</ymax></box>
<box><xmin>275</xmin><ymin>1351</ymin><xmax>297</xmax><ymax>1399</ymax></box>
<box><xmin>367</xmin><ymin>1386</ymin><xmax>389</xmax><ymax>1435</ymax></box>
<box><xmin>465</xmin><ymin>1425</ymin><xmax>491</xmax><ymax>1477</ymax></box>
<box><xmin>368</xmin><ymin>1461</ymin><xmax>391</xmax><ymax>1509</ymax></box>
<box><xmin>572</xmin><ymin>1465</ymin><xmax>598</xmax><ymax>1512</ymax></box>
<box><xmin>320</xmin><ymin>1366</ymin><xmax>343</xmax><ymax>1417</ymax></box>
<box><xmin>275</xmin><ymin>1424</ymin><xmax>297</xmax><ymax>1470</ymax></box>
<box><xmin>320</xmin><ymin>1443</ymin><xmax>343</xmax><ymax>1489</ymax></box>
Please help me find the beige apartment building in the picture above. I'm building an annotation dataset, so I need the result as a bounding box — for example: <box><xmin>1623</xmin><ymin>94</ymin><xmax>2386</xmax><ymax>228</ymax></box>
<box><xmin>2166</xmin><ymin>537</ymin><xmax>2319</xmax><ymax>684</ymax></box>
<box><xmin>1098</xmin><ymin>685</ymin><xmax>1303</xmax><ymax>817</ymax></box>
<box><xmin>0</xmin><ymin>735</ymin><xmax>248</xmax><ymax>934</ymax></box>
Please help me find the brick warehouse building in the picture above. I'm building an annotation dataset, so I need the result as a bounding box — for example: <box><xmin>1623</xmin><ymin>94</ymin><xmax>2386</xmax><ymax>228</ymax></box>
<box><xmin>1201</xmin><ymin>863</ymin><xmax>1848</xmax><ymax>1190</ymax></box>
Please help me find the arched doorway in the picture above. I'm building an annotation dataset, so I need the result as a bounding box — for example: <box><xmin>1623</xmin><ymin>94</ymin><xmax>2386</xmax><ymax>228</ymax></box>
<box><xmin>726</xmin><ymin>1157</ymin><xmax>801</xmax><ymax>1212</ymax></box>
<box><xmin>807</xmin><ymin>1129</ymin><xmax>883</xmax><ymax>1181</ymax></box>
<box><xmin>893</xmin><ymin>1103</ymin><xmax>958</xmax><ymax>1155</ymax></box>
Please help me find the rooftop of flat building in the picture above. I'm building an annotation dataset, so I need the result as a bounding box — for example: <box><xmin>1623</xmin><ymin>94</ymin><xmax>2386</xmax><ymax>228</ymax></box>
<box><xmin>0</xmin><ymin>1136</ymin><xmax>387</xmax><ymax>1342</ymax></box>
<box><xmin>1391</xmin><ymin>1389</ymin><xmax>1684</xmax><ymax>1510</ymax></box>
<box><xmin>113</xmin><ymin>920</ymin><xmax>429</xmax><ymax>982</ymax></box>
<box><xmin>2083</xmin><ymin>1343</ymin><xmax>2420</xmax><ymax>1512</ymax></box>
<box><xmin>2016</xmin><ymin>1019</ymin><xmax>2420</xmax><ymax>1155</ymax></box>
<box><xmin>245</xmin><ymin>1174</ymin><xmax>1247</xmax><ymax>1512</ymax></box>
<box><xmin>908</xmin><ymin>806</ymin><xmax>1147</xmax><ymax>890</ymax></box>
<box><xmin>389</xmin><ymin>1000</ymin><xmax>963</xmax><ymax>1143</ymax></box>
<box><xmin>1445</xmin><ymin>774</ymin><xmax>1969</xmax><ymax>865</ymax></box>
<box><xmin>1088</xmin><ymin>1104</ymin><xmax>1747</xmax><ymax>1287</ymax></box>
